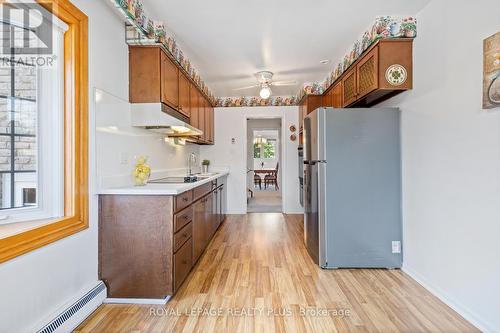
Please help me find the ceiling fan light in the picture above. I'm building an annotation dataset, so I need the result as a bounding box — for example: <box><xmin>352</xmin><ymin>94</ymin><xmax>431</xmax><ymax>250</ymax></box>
<box><xmin>259</xmin><ymin>86</ymin><xmax>271</xmax><ymax>99</ymax></box>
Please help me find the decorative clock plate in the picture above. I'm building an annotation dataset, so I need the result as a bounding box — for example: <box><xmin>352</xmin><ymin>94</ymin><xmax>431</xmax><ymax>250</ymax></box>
<box><xmin>385</xmin><ymin>64</ymin><xmax>407</xmax><ymax>86</ymax></box>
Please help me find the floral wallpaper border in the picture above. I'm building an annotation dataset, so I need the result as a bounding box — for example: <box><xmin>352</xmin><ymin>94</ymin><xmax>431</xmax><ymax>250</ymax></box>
<box><xmin>215</xmin><ymin>96</ymin><xmax>298</xmax><ymax>108</ymax></box>
<box><xmin>110</xmin><ymin>0</ymin><xmax>217</xmax><ymax>104</ymax></box>
<box><xmin>110</xmin><ymin>2</ymin><xmax>416</xmax><ymax>107</ymax></box>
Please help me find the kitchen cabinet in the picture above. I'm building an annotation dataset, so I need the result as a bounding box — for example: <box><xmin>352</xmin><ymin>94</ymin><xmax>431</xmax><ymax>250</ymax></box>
<box><xmin>99</xmin><ymin>177</ymin><xmax>226</xmax><ymax>299</ymax></box>
<box><xmin>189</xmin><ymin>82</ymin><xmax>199</xmax><ymax>129</ymax></box>
<box><xmin>160</xmin><ymin>51</ymin><xmax>179</xmax><ymax>109</ymax></box>
<box><xmin>342</xmin><ymin>67</ymin><xmax>357</xmax><ymax>107</ymax></box>
<box><xmin>198</xmin><ymin>92</ymin><xmax>206</xmax><ymax>142</ymax></box>
<box><xmin>356</xmin><ymin>46</ymin><xmax>379</xmax><ymax>100</ymax></box>
<box><xmin>129</xmin><ymin>46</ymin><xmax>216</xmax><ymax>145</ymax></box>
<box><xmin>192</xmin><ymin>194</ymin><xmax>208</xmax><ymax>262</ymax></box>
<box><xmin>322</xmin><ymin>39</ymin><xmax>413</xmax><ymax>108</ymax></box>
<box><xmin>178</xmin><ymin>72</ymin><xmax>191</xmax><ymax>117</ymax></box>
<box><xmin>298</xmin><ymin>95</ymin><xmax>323</xmax><ymax>132</ymax></box>
<box><xmin>331</xmin><ymin>81</ymin><xmax>343</xmax><ymax>107</ymax></box>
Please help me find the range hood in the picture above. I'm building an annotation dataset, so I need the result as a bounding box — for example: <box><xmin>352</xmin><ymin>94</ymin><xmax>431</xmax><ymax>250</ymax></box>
<box><xmin>131</xmin><ymin>103</ymin><xmax>203</xmax><ymax>137</ymax></box>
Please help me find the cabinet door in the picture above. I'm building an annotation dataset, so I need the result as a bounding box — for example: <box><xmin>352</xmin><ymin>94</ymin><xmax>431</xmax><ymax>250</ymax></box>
<box><xmin>160</xmin><ymin>51</ymin><xmax>179</xmax><ymax>108</ymax></box>
<box><xmin>210</xmin><ymin>106</ymin><xmax>215</xmax><ymax>143</ymax></box>
<box><xmin>189</xmin><ymin>83</ymin><xmax>199</xmax><ymax>129</ymax></box>
<box><xmin>356</xmin><ymin>46</ymin><xmax>379</xmax><ymax>99</ymax></box>
<box><xmin>192</xmin><ymin>198</ymin><xmax>206</xmax><ymax>263</ymax></box>
<box><xmin>205</xmin><ymin>104</ymin><xmax>214</xmax><ymax>144</ymax></box>
<box><xmin>178</xmin><ymin>72</ymin><xmax>191</xmax><ymax>117</ymax></box>
<box><xmin>205</xmin><ymin>191</ymin><xmax>216</xmax><ymax>238</ymax></box>
<box><xmin>173</xmin><ymin>237</ymin><xmax>192</xmax><ymax>291</ymax></box>
<box><xmin>332</xmin><ymin>81</ymin><xmax>343</xmax><ymax>108</ymax></box>
<box><xmin>342</xmin><ymin>67</ymin><xmax>357</xmax><ymax>107</ymax></box>
<box><xmin>129</xmin><ymin>47</ymin><xmax>161</xmax><ymax>103</ymax></box>
<box><xmin>198</xmin><ymin>93</ymin><xmax>206</xmax><ymax>142</ymax></box>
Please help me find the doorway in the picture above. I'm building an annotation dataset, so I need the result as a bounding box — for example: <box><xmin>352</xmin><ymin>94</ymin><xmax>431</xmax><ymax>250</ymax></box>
<box><xmin>246</xmin><ymin>118</ymin><xmax>282</xmax><ymax>212</ymax></box>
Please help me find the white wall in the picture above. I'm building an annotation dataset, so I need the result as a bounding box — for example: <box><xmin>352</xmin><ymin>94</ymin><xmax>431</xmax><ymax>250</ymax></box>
<box><xmin>0</xmin><ymin>1</ymin><xmax>117</xmax><ymax>331</ymax></box>
<box><xmin>200</xmin><ymin>106</ymin><xmax>302</xmax><ymax>214</ymax></box>
<box><xmin>380</xmin><ymin>0</ymin><xmax>500</xmax><ymax>331</ymax></box>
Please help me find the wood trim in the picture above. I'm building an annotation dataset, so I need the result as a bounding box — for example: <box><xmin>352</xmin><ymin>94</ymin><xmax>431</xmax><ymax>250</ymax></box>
<box><xmin>0</xmin><ymin>0</ymin><xmax>89</xmax><ymax>263</ymax></box>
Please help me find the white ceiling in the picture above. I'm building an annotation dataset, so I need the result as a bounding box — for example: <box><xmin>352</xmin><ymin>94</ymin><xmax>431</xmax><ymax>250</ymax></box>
<box><xmin>144</xmin><ymin>0</ymin><xmax>430</xmax><ymax>97</ymax></box>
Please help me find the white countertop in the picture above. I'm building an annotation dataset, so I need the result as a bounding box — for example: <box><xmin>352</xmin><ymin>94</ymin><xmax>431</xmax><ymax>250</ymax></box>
<box><xmin>97</xmin><ymin>171</ymin><xmax>229</xmax><ymax>195</ymax></box>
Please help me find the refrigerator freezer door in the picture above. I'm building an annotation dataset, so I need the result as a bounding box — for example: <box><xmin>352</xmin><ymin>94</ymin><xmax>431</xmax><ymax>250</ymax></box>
<box><xmin>304</xmin><ymin>162</ymin><xmax>319</xmax><ymax>264</ymax></box>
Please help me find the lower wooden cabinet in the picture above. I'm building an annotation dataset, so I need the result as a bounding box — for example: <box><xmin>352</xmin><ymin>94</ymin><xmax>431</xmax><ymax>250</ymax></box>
<box><xmin>174</xmin><ymin>237</ymin><xmax>193</xmax><ymax>291</ymax></box>
<box><xmin>99</xmin><ymin>179</ymin><xmax>226</xmax><ymax>299</ymax></box>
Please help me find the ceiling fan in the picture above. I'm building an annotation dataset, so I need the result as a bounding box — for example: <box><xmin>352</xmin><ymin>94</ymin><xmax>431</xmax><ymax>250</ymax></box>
<box><xmin>232</xmin><ymin>71</ymin><xmax>297</xmax><ymax>99</ymax></box>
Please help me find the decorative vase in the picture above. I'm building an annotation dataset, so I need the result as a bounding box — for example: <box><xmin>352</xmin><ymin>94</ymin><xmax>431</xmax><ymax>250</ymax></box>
<box><xmin>133</xmin><ymin>156</ymin><xmax>151</xmax><ymax>186</ymax></box>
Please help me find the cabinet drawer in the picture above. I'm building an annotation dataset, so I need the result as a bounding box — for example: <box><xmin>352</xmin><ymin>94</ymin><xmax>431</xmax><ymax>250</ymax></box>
<box><xmin>193</xmin><ymin>182</ymin><xmax>214</xmax><ymax>201</ymax></box>
<box><xmin>174</xmin><ymin>206</ymin><xmax>193</xmax><ymax>232</ymax></box>
<box><xmin>174</xmin><ymin>222</ymin><xmax>192</xmax><ymax>253</ymax></box>
<box><xmin>175</xmin><ymin>190</ymin><xmax>193</xmax><ymax>212</ymax></box>
<box><xmin>174</xmin><ymin>237</ymin><xmax>193</xmax><ymax>291</ymax></box>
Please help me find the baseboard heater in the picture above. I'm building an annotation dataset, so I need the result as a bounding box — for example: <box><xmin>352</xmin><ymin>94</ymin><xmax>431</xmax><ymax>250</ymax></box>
<box><xmin>37</xmin><ymin>282</ymin><xmax>106</xmax><ymax>333</ymax></box>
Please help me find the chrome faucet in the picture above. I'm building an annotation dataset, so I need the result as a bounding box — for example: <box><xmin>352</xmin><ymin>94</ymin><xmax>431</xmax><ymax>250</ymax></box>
<box><xmin>188</xmin><ymin>152</ymin><xmax>197</xmax><ymax>176</ymax></box>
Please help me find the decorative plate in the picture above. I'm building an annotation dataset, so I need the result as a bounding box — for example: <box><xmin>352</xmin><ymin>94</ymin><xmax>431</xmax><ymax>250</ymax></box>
<box><xmin>385</xmin><ymin>64</ymin><xmax>407</xmax><ymax>86</ymax></box>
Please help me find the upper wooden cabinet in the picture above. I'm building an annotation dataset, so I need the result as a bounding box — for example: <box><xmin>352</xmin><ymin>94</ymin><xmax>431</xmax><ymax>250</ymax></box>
<box><xmin>178</xmin><ymin>72</ymin><xmax>190</xmax><ymax>117</ymax></box>
<box><xmin>129</xmin><ymin>46</ymin><xmax>215</xmax><ymax>145</ymax></box>
<box><xmin>189</xmin><ymin>82</ymin><xmax>199</xmax><ymax>129</ymax></box>
<box><xmin>356</xmin><ymin>46</ymin><xmax>379</xmax><ymax>99</ymax></box>
<box><xmin>298</xmin><ymin>95</ymin><xmax>323</xmax><ymax>131</ymax></box>
<box><xmin>160</xmin><ymin>51</ymin><xmax>179</xmax><ymax>109</ymax></box>
<box><xmin>129</xmin><ymin>46</ymin><xmax>162</xmax><ymax>103</ymax></box>
<box><xmin>322</xmin><ymin>39</ymin><xmax>413</xmax><ymax>108</ymax></box>
<box><xmin>331</xmin><ymin>81</ymin><xmax>343</xmax><ymax>108</ymax></box>
<box><xmin>342</xmin><ymin>67</ymin><xmax>357</xmax><ymax>107</ymax></box>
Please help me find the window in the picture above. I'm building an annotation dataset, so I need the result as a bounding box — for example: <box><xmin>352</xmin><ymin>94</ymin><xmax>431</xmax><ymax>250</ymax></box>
<box><xmin>263</xmin><ymin>139</ymin><xmax>276</xmax><ymax>159</ymax></box>
<box><xmin>0</xmin><ymin>7</ymin><xmax>65</xmax><ymax>224</ymax></box>
<box><xmin>0</xmin><ymin>0</ymin><xmax>89</xmax><ymax>263</ymax></box>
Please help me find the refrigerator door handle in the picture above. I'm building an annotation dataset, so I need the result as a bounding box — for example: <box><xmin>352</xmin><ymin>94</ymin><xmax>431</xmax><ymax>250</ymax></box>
<box><xmin>304</xmin><ymin>160</ymin><xmax>327</xmax><ymax>165</ymax></box>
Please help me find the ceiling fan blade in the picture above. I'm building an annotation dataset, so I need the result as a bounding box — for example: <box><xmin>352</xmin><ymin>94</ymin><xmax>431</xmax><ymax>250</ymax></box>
<box><xmin>232</xmin><ymin>84</ymin><xmax>259</xmax><ymax>91</ymax></box>
<box><xmin>272</xmin><ymin>80</ymin><xmax>298</xmax><ymax>86</ymax></box>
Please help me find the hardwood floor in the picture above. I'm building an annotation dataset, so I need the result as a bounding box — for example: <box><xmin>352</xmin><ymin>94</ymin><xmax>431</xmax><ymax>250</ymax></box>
<box><xmin>76</xmin><ymin>213</ymin><xmax>478</xmax><ymax>333</ymax></box>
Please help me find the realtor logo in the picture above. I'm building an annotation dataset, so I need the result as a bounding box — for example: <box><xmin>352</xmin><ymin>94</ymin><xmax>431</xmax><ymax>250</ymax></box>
<box><xmin>1</xmin><ymin>2</ymin><xmax>53</xmax><ymax>55</ymax></box>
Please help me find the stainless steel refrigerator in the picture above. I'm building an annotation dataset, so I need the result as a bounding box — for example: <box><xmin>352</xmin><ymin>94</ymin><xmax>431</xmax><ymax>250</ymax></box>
<box><xmin>303</xmin><ymin>107</ymin><xmax>402</xmax><ymax>269</ymax></box>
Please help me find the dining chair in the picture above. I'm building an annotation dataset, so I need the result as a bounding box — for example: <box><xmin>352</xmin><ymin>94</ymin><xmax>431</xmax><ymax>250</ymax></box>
<box><xmin>264</xmin><ymin>162</ymin><xmax>279</xmax><ymax>190</ymax></box>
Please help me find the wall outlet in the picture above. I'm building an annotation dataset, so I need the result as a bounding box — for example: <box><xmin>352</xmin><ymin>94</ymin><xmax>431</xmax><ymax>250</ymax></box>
<box><xmin>120</xmin><ymin>152</ymin><xmax>129</xmax><ymax>165</ymax></box>
<box><xmin>392</xmin><ymin>241</ymin><xmax>401</xmax><ymax>254</ymax></box>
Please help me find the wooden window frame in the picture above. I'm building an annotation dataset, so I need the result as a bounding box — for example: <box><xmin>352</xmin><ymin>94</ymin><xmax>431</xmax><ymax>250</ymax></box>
<box><xmin>0</xmin><ymin>0</ymin><xmax>88</xmax><ymax>263</ymax></box>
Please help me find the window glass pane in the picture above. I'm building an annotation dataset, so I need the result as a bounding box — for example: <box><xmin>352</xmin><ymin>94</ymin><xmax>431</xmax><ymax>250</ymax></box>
<box><xmin>0</xmin><ymin>173</ymin><xmax>11</xmax><ymax>208</ymax></box>
<box><xmin>14</xmin><ymin>172</ymin><xmax>37</xmax><ymax>208</ymax></box>
<box><xmin>0</xmin><ymin>66</ymin><xmax>11</xmax><ymax>97</ymax></box>
<box><xmin>14</xmin><ymin>99</ymin><xmax>37</xmax><ymax>135</ymax></box>
<box><xmin>263</xmin><ymin>140</ymin><xmax>276</xmax><ymax>159</ymax></box>
<box><xmin>15</xmin><ymin>136</ymin><xmax>36</xmax><ymax>171</ymax></box>
<box><xmin>253</xmin><ymin>143</ymin><xmax>261</xmax><ymax>158</ymax></box>
<box><xmin>0</xmin><ymin>135</ymin><xmax>11</xmax><ymax>171</ymax></box>
<box><xmin>14</xmin><ymin>65</ymin><xmax>37</xmax><ymax>100</ymax></box>
<box><xmin>0</xmin><ymin>97</ymin><xmax>12</xmax><ymax>134</ymax></box>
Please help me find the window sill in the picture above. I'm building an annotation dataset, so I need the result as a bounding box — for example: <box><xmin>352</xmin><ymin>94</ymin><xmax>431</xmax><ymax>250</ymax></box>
<box><xmin>0</xmin><ymin>217</ymin><xmax>87</xmax><ymax>263</ymax></box>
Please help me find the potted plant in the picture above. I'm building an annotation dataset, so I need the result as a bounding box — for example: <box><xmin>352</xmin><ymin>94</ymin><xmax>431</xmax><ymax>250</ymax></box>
<box><xmin>202</xmin><ymin>159</ymin><xmax>210</xmax><ymax>174</ymax></box>
<box><xmin>401</xmin><ymin>18</ymin><xmax>417</xmax><ymax>38</ymax></box>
